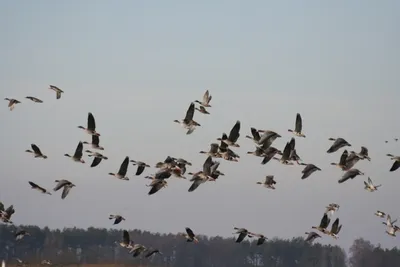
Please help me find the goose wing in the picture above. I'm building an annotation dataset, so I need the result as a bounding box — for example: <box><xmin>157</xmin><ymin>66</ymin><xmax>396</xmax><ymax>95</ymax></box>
<box><xmin>184</xmin><ymin>103</ymin><xmax>195</xmax><ymax>122</ymax></box>
<box><xmin>188</xmin><ymin>180</ymin><xmax>202</xmax><ymax>192</ymax></box>
<box><xmin>155</xmin><ymin>169</ymin><xmax>172</xmax><ymax>180</ymax></box>
<box><xmin>367</xmin><ymin>177</ymin><xmax>373</xmax><ymax>185</ymax></box>
<box><xmin>92</xmin><ymin>135</ymin><xmax>100</xmax><ymax>146</ymax></box>
<box><xmin>281</xmin><ymin>142</ymin><xmax>291</xmax><ymax>161</ymax></box>
<box><xmin>148</xmin><ymin>181</ymin><xmax>165</xmax><ymax>195</ymax></box>
<box><xmin>53</xmin><ymin>180</ymin><xmax>70</xmax><ymax>191</ymax></box>
<box><xmin>210</xmin><ymin>143</ymin><xmax>219</xmax><ymax>153</ymax></box>
<box><xmin>390</xmin><ymin>160</ymin><xmax>400</xmax><ymax>172</ymax></box>
<box><xmin>136</xmin><ymin>165</ymin><xmax>145</xmax><ymax>175</ymax></box>
<box><xmin>29</xmin><ymin>181</ymin><xmax>45</xmax><ymax>192</ymax></box>
<box><xmin>295</xmin><ymin>113</ymin><xmax>302</xmax><ymax>133</ymax></box>
<box><xmin>265</xmin><ymin>175</ymin><xmax>276</xmax><ymax>184</ymax></box>
<box><xmin>330</xmin><ymin>218</ymin><xmax>339</xmax><ymax>233</ymax></box>
<box><xmin>320</xmin><ymin>213</ymin><xmax>330</xmax><ymax>228</ymax></box>
<box><xmin>360</xmin><ymin>146</ymin><xmax>368</xmax><ymax>156</ymax></box>
<box><xmin>73</xmin><ymin>142</ymin><xmax>84</xmax><ymax>159</ymax></box>
<box><xmin>31</xmin><ymin>144</ymin><xmax>42</xmax><ymax>155</ymax></box>
<box><xmin>203</xmin><ymin>90</ymin><xmax>211</xmax><ymax>104</ymax></box>
<box><xmin>61</xmin><ymin>185</ymin><xmax>72</xmax><ymax>199</ymax></box>
<box><xmin>202</xmin><ymin>156</ymin><xmax>213</xmax><ymax>176</ymax></box>
<box><xmin>87</xmin><ymin>112</ymin><xmax>96</xmax><ymax>131</ymax></box>
<box><xmin>339</xmin><ymin>150</ymin><xmax>348</xmax><ymax>166</ymax></box>
<box><xmin>123</xmin><ymin>230</ymin><xmax>130</xmax><ymax>245</ymax></box>
<box><xmin>91</xmin><ymin>157</ymin><xmax>102</xmax><ymax>168</ymax></box>
<box><xmin>339</xmin><ymin>169</ymin><xmax>357</xmax><ymax>183</ymax></box>
<box><xmin>289</xmin><ymin>137</ymin><xmax>296</xmax><ymax>151</ymax></box>
<box><xmin>235</xmin><ymin>232</ymin><xmax>247</xmax><ymax>243</ymax></box>
<box><xmin>228</xmin><ymin>121</ymin><xmax>240</xmax><ymax>142</ymax></box>
<box><xmin>250</xmin><ymin>127</ymin><xmax>260</xmax><ymax>141</ymax></box>
<box><xmin>185</xmin><ymin>227</ymin><xmax>195</xmax><ymax>239</ymax></box>
<box><xmin>118</xmin><ymin>157</ymin><xmax>129</xmax><ymax>176</ymax></box>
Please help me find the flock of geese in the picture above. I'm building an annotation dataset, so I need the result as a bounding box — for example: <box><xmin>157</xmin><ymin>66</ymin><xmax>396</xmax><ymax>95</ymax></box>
<box><xmin>1</xmin><ymin>88</ymin><xmax>400</xmax><ymax>265</ymax></box>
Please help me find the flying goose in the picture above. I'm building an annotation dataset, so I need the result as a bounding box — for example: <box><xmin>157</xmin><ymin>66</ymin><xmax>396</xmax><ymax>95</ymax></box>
<box><xmin>194</xmin><ymin>89</ymin><xmax>212</xmax><ymax>107</ymax></box>
<box><xmin>261</xmin><ymin>147</ymin><xmax>280</xmax><ymax>165</ymax></box>
<box><xmin>382</xmin><ymin>214</ymin><xmax>397</xmax><ymax>227</ymax></box>
<box><xmin>78</xmin><ymin>112</ymin><xmax>100</xmax><ymax>136</ymax></box>
<box><xmin>233</xmin><ymin>227</ymin><xmax>251</xmax><ymax>243</ymax></box>
<box><xmin>4</xmin><ymin>98</ymin><xmax>21</xmax><ymax>111</ymax></box>
<box><xmin>355</xmin><ymin>146</ymin><xmax>371</xmax><ymax>161</ymax></box>
<box><xmin>187</xmin><ymin>156</ymin><xmax>215</xmax><ymax>192</ymax></box>
<box><xmin>130</xmin><ymin>160</ymin><xmax>150</xmax><ymax>175</ymax></box>
<box><xmin>26</xmin><ymin>144</ymin><xmax>47</xmax><ymax>159</ymax></box>
<box><xmin>304</xmin><ymin>231</ymin><xmax>321</xmax><ymax>243</ymax></box>
<box><xmin>0</xmin><ymin>204</ymin><xmax>15</xmax><ymax>224</ymax></box>
<box><xmin>117</xmin><ymin>230</ymin><xmax>133</xmax><ymax>249</ymax></box>
<box><xmin>145</xmin><ymin>249</ymin><xmax>163</xmax><ymax>258</ymax></box>
<box><xmin>327</xmin><ymin>218</ymin><xmax>342</xmax><ymax>239</ymax></box>
<box><xmin>338</xmin><ymin>169</ymin><xmax>364</xmax><ymax>184</ymax></box>
<box><xmin>288</xmin><ymin>113</ymin><xmax>306</xmax><ymax>137</ymax></box>
<box><xmin>181</xmin><ymin>227</ymin><xmax>199</xmax><ymax>243</ymax></box>
<box><xmin>109</xmin><ymin>214</ymin><xmax>125</xmax><ymax>225</ymax></box>
<box><xmin>109</xmin><ymin>156</ymin><xmax>130</xmax><ymax>180</ymax></box>
<box><xmin>312</xmin><ymin>213</ymin><xmax>331</xmax><ymax>234</ymax></box>
<box><xmin>129</xmin><ymin>244</ymin><xmax>147</xmax><ymax>257</ymax></box>
<box><xmin>49</xmin><ymin>85</ymin><xmax>64</xmax><ymax>99</ymax></box>
<box><xmin>257</xmin><ymin>130</ymin><xmax>282</xmax><ymax>149</ymax></box>
<box><xmin>199</xmin><ymin>143</ymin><xmax>222</xmax><ymax>158</ymax></box>
<box><xmin>218</xmin><ymin>134</ymin><xmax>240</xmax><ymax>161</ymax></box>
<box><xmin>364</xmin><ymin>177</ymin><xmax>381</xmax><ymax>192</ymax></box>
<box><xmin>15</xmin><ymin>230</ymin><xmax>30</xmax><ymax>240</ymax></box>
<box><xmin>330</xmin><ymin>150</ymin><xmax>348</xmax><ymax>170</ymax></box>
<box><xmin>217</xmin><ymin>120</ymin><xmax>241</xmax><ymax>147</ymax></box>
<box><xmin>375</xmin><ymin>211</ymin><xmax>386</xmax><ymax>218</ymax></box>
<box><xmin>86</xmin><ymin>150</ymin><xmax>108</xmax><ymax>167</ymax></box>
<box><xmin>257</xmin><ymin>175</ymin><xmax>277</xmax><ymax>190</ymax></box>
<box><xmin>28</xmin><ymin>181</ymin><xmax>51</xmax><ymax>195</ymax></box>
<box><xmin>64</xmin><ymin>142</ymin><xmax>85</xmax><ymax>163</ymax></box>
<box><xmin>25</xmin><ymin>96</ymin><xmax>43</xmax><ymax>103</ymax></box>
<box><xmin>147</xmin><ymin>179</ymin><xmax>168</xmax><ymax>195</ymax></box>
<box><xmin>299</xmin><ymin>163</ymin><xmax>321</xmax><ymax>179</ymax></box>
<box><xmin>343</xmin><ymin>151</ymin><xmax>361</xmax><ymax>170</ymax></box>
<box><xmin>83</xmin><ymin>135</ymin><xmax>104</xmax><ymax>150</ymax></box>
<box><xmin>327</xmin><ymin>138</ymin><xmax>351</xmax><ymax>153</ymax></box>
<box><xmin>174</xmin><ymin>102</ymin><xmax>201</xmax><ymax>134</ymax></box>
<box><xmin>53</xmin><ymin>179</ymin><xmax>75</xmax><ymax>199</ymax></box>
<box><xmin>387</xmin><ymin>154</ymin><xmax>400</xmax><ymax>172</ymax></box>
<box><xmin>248</xmin><ymin>232</ymin><xmax>267</xmax><ymax>245</ymax></box>
<box><xmin>195</xmin><ymin>105</ymin><xmax>210</xmax><ymax>114</ymax></box>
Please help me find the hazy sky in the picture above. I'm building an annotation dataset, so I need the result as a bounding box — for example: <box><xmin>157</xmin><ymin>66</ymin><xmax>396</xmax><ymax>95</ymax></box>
<box><xmin>1</xmin><ymin>1</ymin><xmax>400</xmax><ymax>252</ymax></box>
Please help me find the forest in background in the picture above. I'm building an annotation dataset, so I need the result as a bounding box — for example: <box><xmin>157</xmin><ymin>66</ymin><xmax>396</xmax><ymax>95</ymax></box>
<box><xmin>0</xmin><ymin>224</ymin><xmax>399</xmax><ymax>267</ymax></box>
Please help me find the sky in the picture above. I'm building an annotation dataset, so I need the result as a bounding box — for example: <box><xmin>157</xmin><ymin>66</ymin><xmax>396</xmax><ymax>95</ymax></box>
<box><xmin>0</xmin><ymin>0</ymin><xmax>400</xmax><ymax>252</ymax></box>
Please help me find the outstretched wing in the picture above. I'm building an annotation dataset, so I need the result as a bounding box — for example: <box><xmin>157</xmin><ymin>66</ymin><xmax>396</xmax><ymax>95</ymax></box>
<box><xmin>118</xmin><ymin>157</ymin><xmax>129</xmax><ymax>176</ymax></box>
<box><xmin>31</xmin><ymin>144</ymin><xmax>42</xmax><ymax>155</ymax></box>
<box><xmin>228</xmin><ymin>121</ymin><xmax>240</xmax><ymax>142</ymax></box>
<box><xmin>73</xmin><ymin>142</ymin><xmax>84</xmax><ymax>159</ymax></box>
<box><xmin>87</xmin><ymin>112</ymin><xmax>96</xmax><ymax>131</ymax></box>
<box><xmin>184</xmin><ymin>103</ymin><xmax>195</xmax><ymax>122</ymax></box>
<box><xmin>295</xmin><ymin>113</ymin><xmax>302</xmax><ymax>133</ymax></box>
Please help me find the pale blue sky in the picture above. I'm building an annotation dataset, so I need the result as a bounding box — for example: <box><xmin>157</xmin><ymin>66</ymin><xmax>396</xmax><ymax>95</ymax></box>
<box><xmin>1</xmin><ymin>1</ymin><xmax>400</xmax><ymax>252</ymax></box>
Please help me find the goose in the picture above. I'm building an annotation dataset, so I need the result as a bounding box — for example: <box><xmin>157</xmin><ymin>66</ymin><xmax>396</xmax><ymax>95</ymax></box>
<box><xmin>4</xmin><ymin>98</ymin><xmax>21</xmax><ymax>111</ymax></box>
<box><xmin>195</xmin><ymin>105</ymin><xmax>210</xmax><ymax>114</ymax></box>
<box><xmin>218</xmin><ymin>134</ymin><xmax>240</xmax><ymax>161</ymax></box>
<box><xmin>364</xmin><ymin>177</ymin><xmax>381</xmax><ymax>192</ymax></box>
<box><xmin>382</xmin><ymin>214</ymin><xmax>397</xmax><ymax>227</ymax></box>
<box><xmin>199</xmin><ymin>143</ymin><xmax>222</xmax><ymax>158</ymax></box>
<box><xmin>83</xmin><ymin>135</ymin><xmax>104</xmax><ymax>150</ymax></box>
<box><xmin>325</xmin><ymin>203</ymin><xmax>340</xmax><ymax>216</ymax></box>
<box><xmin>15</xmin><ymin>230</ymin><xmax>30</xmax><ymax>240</ymax></box>
<box><xmin>130</xmin><ymin>244</ymin><xmax>147</xmax><ymax>257</ymax></box>
<box><xmin>330</xmin><ymin>150</ymin><xmax>348</xmax><ymax>170</ymax></box>
<box><xmin>338</xmin><ymin>169</ymin><xmax>364</xmax><ymax>184</ymax></box>
<box><xmin>117</xmin><ymin>230</ymin><xmax>133</xmax><ymax>249</ymax></box>
<box><xmin>327</xmin><ymin>138</ymin><xmax>351</xmax><ymax>153</ymax></box>
<box><xmin>26</xmin><ymin>144</ymin><xmax>47</xmax><ymax>159</ymax></box>
<box><xmin>25</xmin><ymin>96</ymin><xmax>43</xmax><ymax>103</ymax></box>
<box><xmin>257</xmin><ymin>175</ymin><xmax>277</xmax><ymax>190</ymax></box>
<box><xmin>327</xmin><ymin>218</ymin><xmax>342</xmax><ymax>239</ymax></box>
<box><xmin>109</xmin><ymin>156</ymin><xmax>130</xmax><ymax>180</ymax></box>
<box><xmin>194</xmin><ymin>89</ymin><xmax>212</xmax><ymax>107</ymax></box>
<box><xmin>0</xmin><ymin>205</ymin><xmax>15</xmax><ymax>224</ymax></box>
<box><xmin>248</xmin><ymin>232</ymin><xmax>267</xmax><ymax>245</ymax></box>
<box><xmin>261</xmin><ymin>147</ymin><xmax>280</xmax><ymax>165</ymax></box>
<box><xmin>217</xmin><ymin>120</ymin><xmax>241</xmax><ymax>147</ymax></box>
<box><xmin>312</xmin><ymin>213</ymin><xmax>331</xmax><ymax>234</ymax></box>
<box><xmin>304</xmin><ymin>231</ymin><xmax>321</xmax><ymax>243</ymax></box>
<box><xmin>181</xmin><ymin>227</ymin><xmax>199</xmax><ymax>243</ymax></box>
<box><xmin>299</xmin><ymin>163</ymin><xmax>321</xmax><ymax>179</ymax></box>
<box><xmin>174</xmin><ymin>102</ymin><xmax>201</xmax><ymax>134</ymax></box>
<box><xmin>130</xmin><ymin>160</ymin><xmax>150</xmax><ymax>175</ymax></box>
<box><xmin>78</xmin><ymin>112</ymin><xmax>100</xmax><ymax>136</ymax></box>
<box><xmin>49</xmin><ymin>85</ymin><xmax>64</xmax><ymax>99</ymax></box>
<box><xmin>273</xmin><ymin>141</ymin><xmax>293</xmax><ymax>165</ymax></box>
<box><xmin>187</xmin><ymin>156</ymin><xmax>215</xmax><ymax>192</ymax></box>
<box><xmin>233</xmin><ymin>227</ymin><xmax>251</xmax><ymax>243</ymax></box>
<box><xmin>343</xmin><ymin>151</ymin><xmax>361</xmax><ymax>170</ymax></box>
<box><xmin>246</xmin><ymin>127</ymin><xmax>262</xmax><ymax>143</ymax></box>
<box><xmin>355</xmin><ymin>146</ymin><xmax>371</xmax><ymax>161</ymax></box>
<box><xmin>86</xmin><ymin>150</ymin><xmax>108</xmax><ymax>167</ymax></box>
<box><xmin>64</xmin><ymin>142</ymin><xmax>85</xmax><ymax>163</ymax></box>
<box><xmin>145</xmin><ymin>249</ymin><xmax>163</xmax><ymax>258</ymax></box>
<box><xmin>387</xmin><ymin>154</ymin><xmax>400</xmax><ymax>172</ymax></box>
<box><xmin>288</xmin><ymin>113</ymin><xmax>306</xmax><ymax>137</ymax></box>
<box><xmin>147</xmin><ymin>179</ymin><xmax>168</xmax><ymax>195</ymax></box>
<box><xmin>257</xmin><ymin>130</ymin><xmax>281</xmax><ymax>149</ymax></box>
<box><xmin>53</xmin><ymin>179</ymin><xmax>75</xmax><ymax>199</ymax></box>
<box><xmin>375</xmin><ymin>211</ymin><xmax>386</xmax><ymax>218</ymax></box>
<box><xmin>28</xmin><ymin>181</ymin><xmax>51</xmax><ymax>195</ymax></box>
<box><xmin>109</xmin><ymin>214</ymin><xmax>125</xmax><ymax>225</ymax></box>
<box><xmin>247</xmin><ymin>146</ymin><xmax>266</xmax><ymax>157</ymax></box>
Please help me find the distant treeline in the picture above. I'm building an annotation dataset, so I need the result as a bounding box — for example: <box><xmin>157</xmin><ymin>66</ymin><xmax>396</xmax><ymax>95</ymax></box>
<box><xmin>0</xmin><ymin>224</ymin><xmax>399</xmax><ymax>267</ymax></box>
